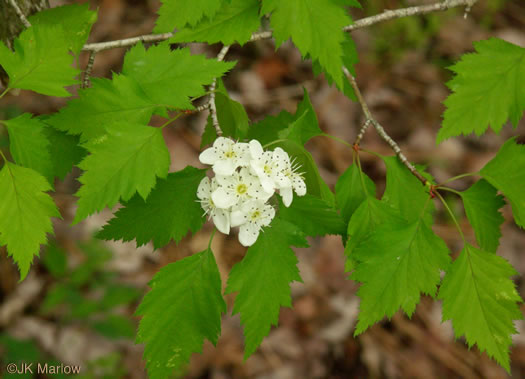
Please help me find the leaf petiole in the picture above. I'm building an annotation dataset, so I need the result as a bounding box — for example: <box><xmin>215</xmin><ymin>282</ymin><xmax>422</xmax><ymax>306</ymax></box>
<box><xmin>0</xmin><ymin>88</ymin><xmax>10</xmax><ymax>100</ymax></box>
<box><xmin>434</xmin><ymin>190</ymin><xmax>466</xmax><ymax>243</ymax></box>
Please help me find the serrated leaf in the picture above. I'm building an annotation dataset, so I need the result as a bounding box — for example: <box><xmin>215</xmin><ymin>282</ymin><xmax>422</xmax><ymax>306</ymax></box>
<box><xmin>278</xmin><ymin>89</ymin><xmax>322</xmax><ymax>145</ymax></box>
<box><xmin>480</xmin><ymin>138</ymin><xmax>525</xmax><ymax>228</ymax></box>
<box><xmin>41</xmin><ymin>123</ymin><xmax>86</xmax><ymax>180</ymax></box>
<box><xmin>215</xmin><ymin>92</ymin><xmax>249</xmax><ymax>139</ymax></box>
<box><xmin>137</xmin><ymin>248</ymin><xmax>225</xmax><ymax>378</ymax></box>
<box><xmin>437</xmin><ymin>38</ymin><xmax>525</xmax><ymax>142</ymax></box>
<box><xmin>97</xmin><ymin>167</ymin><xmax>206</xmax><ymax>249</ymax></box>
<box><xmin>28</xmin><ymin>3</ymin><xmax>97</xmax><ymax>54</ymax></box>
<box><xmin>381</xmin><ymin>155</ymin><xmax>433</xmax><ymax>224</ymax></box>
<box><xmin>279</xmin><ymin>194</ymin><xmax>346</xmax><ymax>237</ymax></box>
<box><xmin>262</xmin><ymin>0</ymin><xmax>351</xmax><ymax>88</ymax></box>
<box><xmin>3</xmin><ymin>113</ymin><xmax>53</xmax><ymax>183</ymax></box>
<box><xmin>344</xmin><ymin>197</ymin><xmax>403</xmax><ymax>272</ymax></box>
<box><xmin>0</xmin><ymin>162</ymin><xmax>60</xmax><ymax>279</ymax></box>
<box><xmin>122</xmin><ymin>43</ymin><xmax>235</xmax><ymax>111</ymax></box>
<box><xmin>154</xmin><ymin>0</ymin><xmax>225</xmax><ymax>32</ymax></box>
<box><xmin>352</xmin><ymin>218</ymin><xmax>451</xmax><ymax>334</ymax></box>
<box><xmin>0</xmin><ymin>24</ymin><xmax>79</xmax><ymax>96</ymax></box>
<box><xmin>47</xmin><ymin>75</ymin><xmax>161</xmax><ymax>141</ymax></box>
<box><xmin>336</xmin><ymin>164</ymin><xmax>376</xmax><ymax>225</ymax></box>
<box><xmin>225</xmin><ymin>218</ymin><xmax>307</xmax><ymax>358</ymax></box>
<box><xmin>438</xmin><ymin>244</ymin><xmax>522</xmax><ymax>372</ymax></box>
<box><xmin>73</xmin><ymin>122</ymin><xmax>170</xmax><ymax>223</ymax></box>
<box><xmin>460</xmin><ymin>179</ymin><xmax>505</xmax><ymax>252</ymax></box>
<box><xmin>171</xmin><ymin>0</ymin><xmax>261</xmax><ymax>46</ymax></box>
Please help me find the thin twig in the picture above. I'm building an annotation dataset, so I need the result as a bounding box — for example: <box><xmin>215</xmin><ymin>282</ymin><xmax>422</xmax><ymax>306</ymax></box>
<box><xmin>7</xmin><ymin>0</ymin><xmax>31</xmax><ymax>28</ymax></box>
<box><xmin>344</xmin><ymin>0</ymin><xmax>478</xmax><ymax>32</ymax></box>
<box><xmin>209</xmin><ymin>45</ymin><xmax>231</xmax><ymax>136</ymax></box>
<box><xmin>344</xmin><ymin>68</ymin><xmax>428</xmax><ymax>186</ymax></box>
<box><xmin>83</xmin><ymin>33</ymin><xmax>174</xmax><ymax>52</ymax></box>
<box><xmin>82</xmin><ymin>51</ymin><xmax>96</xmax><ymax>89</ymax></box>
<box><xmin>355</xmin><ymin>120</ymin><xmax>371</xmax><ymax>145</ymax></box>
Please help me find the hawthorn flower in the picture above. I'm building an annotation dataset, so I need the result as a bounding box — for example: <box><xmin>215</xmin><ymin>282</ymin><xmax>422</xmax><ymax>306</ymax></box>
<box><xmin>199</xmin><ymin>137</ymin><xmax>250</xmax><ymax>176</ymax></box>
<box><xmin>230</xmin><ymin>200</ymin><xmax>276</xmax><ymax>246</ymax></box>
<box><xmin>249</xmin><ymin>140</ymin><xmax>291</xmax><ymax>193</ymax></box>
<box><xmin>197</xmin><ymin>177</ymin><xmax>230</xmax><ymax>234</ymax></box>
<box><xmin>211</xmin><ymin>168</ymin><xmax>272</xmax><ymax>209</ymax></box>
<box><xmin>279</xmin><ymin>157</ymin><xmax>307</xmax><ymax>207</ymax></box>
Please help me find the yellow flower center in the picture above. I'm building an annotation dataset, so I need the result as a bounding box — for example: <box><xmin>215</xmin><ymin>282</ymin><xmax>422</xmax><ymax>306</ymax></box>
<box><xmin>236</xmin><ymin>184</ymin><xmax>247</xmax><ymax>195</ymax></box>
<box><xmin>224</xmin><ymin>150</ymin><xmax>236</xmax><ymax>158</ymax></box>
<box><xmin>251</xmin><ymin>210</ymin><xmax>261</xmax><ymax>221</ymax></box>
<box><xmin>263</xmin><ymin>165</ymin><xmax>272</xmax><ymax>174</ymax></box>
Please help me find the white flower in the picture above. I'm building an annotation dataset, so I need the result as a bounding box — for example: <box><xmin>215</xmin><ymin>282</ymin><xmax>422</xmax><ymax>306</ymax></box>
<box><xmin>279</xmin><ymin>156</ymin><xmax>307</xmax><ymax>207</ymax></box>
<box><xmin>249</xmin><ymin>140</ymin><xmax>291</xmax><ymax>193</ymax></box>
<box><xmin>197</xmin><ymin>177</ymin><xmax>230</xmax><ymax>234</ymax></box>
<box><xmin>211</xmin><ymin>168</ymin><xmax>272</xmax><ymax>209</ymax></box>
<box><xmin>231</xmin><ymin>200</ymin><xmax>275</xmax><ymax>246</ymax></box>
<box><xmin>199</xmin><ymin>137</ymin><xmax>250</xmax><ymax>176</ymax></box>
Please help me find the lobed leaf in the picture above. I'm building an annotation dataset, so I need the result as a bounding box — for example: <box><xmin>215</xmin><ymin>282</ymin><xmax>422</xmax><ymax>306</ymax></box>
<box><xmin>154</xmin><ymin>0</ymin><xmax>226</xmax><ymax>32</ymax></box>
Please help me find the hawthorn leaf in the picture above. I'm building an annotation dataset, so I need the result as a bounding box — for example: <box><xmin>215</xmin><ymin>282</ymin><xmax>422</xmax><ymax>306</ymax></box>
<box><xmin>3</xmin><ymin>113</ymin><xmax>53</xmax><ymax>183</ymax></box>
<box><xmin>73</xmin><ymin>122</ymin><xmax>170</xmax><ymax>223</ymax></box>
<box><xmin>47</xmin><ymin>75</ymin><xmax>161</xmax><ymax>141</ymax></box>
<box><xmin>480</xmin><ymin>138</ymin><xmax>525</xmax><ymax>228</ymax></box>
<box><xmin>215</xmin><ymin>93</ymin><xmax>250</xmax><ymax>139</ymax></box>
<box><xmin>28</xmin><ymin>3</ymin><xmax>97</xmax><ymax>54</ymax></box>
<box><xmin>0</xmin><ymin>24</ymin><xmax>79</xmax><ymax>96</ymax></box>
<box><xmin>122</xmin><ymin>43</ymin><xmax>235</xmax><ymax>111</ymax></box>
<box><xmin>352</xmin><ymin>218</ymin><xmax>451</xmax><ymax>334</ymax></box>
<box><xmin>42</xmin><ymin>124</ymin><xmax>86</xmax><ymax>180</ymax></box>
<box><xmin>438</xmin><ymin>244</ymin><xmax>523</xmax><ymax>372</ymax></box>
<box><xmin>247</xmin><ymin>110</ymin><xmax>295</xmax><ymax>146</ymax></box>
<box><xmin>460</xmin><ymin>179</ymin><xmax>505</xmax><ymax>253</ymax></box>
<box><xmin>437</xmin><ymin>38</ymin><xmax>525</xmax><ymax>142</ymax></box>
<box><xmin>279</xmin><ymin>194</ymin><xmax>346</xmax><ymax>237</ymax></box>
<box><xmin>381</xmin><ymin>155</ymin><xmax>433</xmax><ymax>224</ymax></box>
<box><xmin>154</xmin><ymin>0</ymin><xmax>225</xmax><ymax>32</ymax></box>
<box><xmin>0</xmin><ymin>162</ymin><xmax>60</xmax><ymax>279</ymax></box>
<box><xmin>171</xmin><ymin>0</ymin><xmax>261</xmax><ymax>46</ymax></box>
<box><xmin>344</xmin><ymin>197</ymin><xmax>403</xmax><ymax>272</ymax></box>
<box><xmin>97</xmin><ymin>167</ymin><xmax>206</xmax><ymax>249</ymax></box>
<box><xmin>335</xmin><ymin>164</ymin><xmax>376</xmax><ymax>225</ymax></box>
<box><xmin>201</xmin><ymin>114</ymin><xmax>217</xmax><ymax>148</ymax></box>
<box><xmin>137</xmin><ymin>248</ymin><xmax>225</xmax><ymax>378</ymax></box>
<box><xmin>262</xmin><ymin>0</ymin><xmax>352</xmax><ymax>87</ymax></box>
<box><xmin>225</xmin><ymin>218</ymin><xmax>307</xmax><ymax>358</ymax></box>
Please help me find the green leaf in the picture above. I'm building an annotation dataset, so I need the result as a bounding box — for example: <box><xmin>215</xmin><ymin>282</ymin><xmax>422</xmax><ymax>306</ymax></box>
<box><xmin>73</xmin><ymin>122</ymin><xmax>170</xmax><ymax>223</ymax></box>
<box><xmin>279</xmin><ymin>194</ymin><xmax>346</xmax><ymax>237</ymax></box>
<box><xmin>312</xmin><ymin>34</ymin><xmax>358</xmax><ymax>101</ymax></box>
<box><xmin>200</xmin><ymin>114</ymin><xmax>217</xmax><ymax>148</ymax></box>
<box><xmin>171</xmin><ymin>0</ymin><xmax>261</xmax><ymax>46</ymax></box>
<box><xmin>438</xmin><ymin>244</ymin><xmax>522</xmax><ymax>372</ymax></box>
<box><xmin>437</xmin><ymin>38</ymin><xmax>525</xmax><ymax>142</ymax></box>
<box><xmin>42</xmin><ymin>123</ymin><xmax>86</xmax><ymax>180</ymax></box>
<box><xmin>97</xmin><ymin>167</ymin><xmax>206</xmax><ymax>249</ymax></box>
<box><xmin>262</xmin><ymin>0</ymin><xmax>351</xmax><ymax>88</ymax></box>
<box><xmin>0</xmin><ymin>24</ymin><xmax>79</xmax><ymax>96</ymax></box>
<box><xmin>3</xmin><ymin>113</ymin><xmax>53</xmax><ymax>183</ymax></box>
<box><xmin>278</xmin><ymin>89</ymin><xmax>322</xmax><ymax>145</ymax></box>
<box><xmin>92</xmin><ymin>315</ymin><xmax>136</xmax><ymax>340</ymax></box>
<box><xmin>154</xmin><ymin>0</ymin><xmax>225</xmax><ymax>32</ymax></box>
<box><xmin>41</xmin><ymin>242</ymin><xmax>68</xmax><ymax>279</ymax></box>
<box><xmin>381</xmin><ymin>155</ymin><xmax>433</xmax><ymax>224</ymax></box>
<box><xmin>28</xmin><ymin>3</ymin><xmax>97</xmax><ymax>54</ymax></box>
<box><xmin>48</xmin><ymin>75</ymin><xmax>162</xmax><ymax>141</ymax></box>
<box><xmin>100</xmin><ymin>285</ymin><xmax>142</xmax><ymax>311</ymax></box>
<box><xmin>335</xmin><ymin>164</ymin><xmax>376</xmax><ymax>225</ymax></box>
<box><xmin>247</xmin><ymin>110</ymin><xmax>295</xmax><ymax>146</ymax></box>
<box><xmin>225</xmin><ymin>218</ymin><xmax>307</xmax><ymax>358</ymax></box>
<box><xmin>0</xmin><ymin>162</ymin><xmax>60</xmax><ymax>279</ymax></box>
<box><xmin>480</xmin><ymin>138</ymin><xmax>525</xmax><ymax>228</ymax></box>
<box><xmin>215</xmin><ymin>92</ymin><xmax>250</xmax><ymax>139</ymax></box>
<box><xmin>352</xmin><ymin>218</ymin><xmax>450</xmax><ymax>334</ymax></box>
<box><xmin>460</xmin><ymin>179</ymin><xmax>505</xmax><ymax>253</ymax></box>
<box><xmin>344</xmin><ymin>197</ymin><xmax>403</xmax><ymax>272</ymax></box>
<box><xmin>122</xmin><ymin>43</ymin><xmax>235</xmax><ymax>111</ymax></box>
<box><xmin>137</xmin><ymin>248</ymin><xmax>225</xmax><ymax>378</ymax></box>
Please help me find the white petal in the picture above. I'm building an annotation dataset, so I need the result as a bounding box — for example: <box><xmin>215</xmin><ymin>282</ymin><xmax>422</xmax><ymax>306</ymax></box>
<box><xmin>273</xmin><ymin>173</ymin><xmax>291</xmax><ymax>189</ymax></box>
<box><xmin>213</xmin><ymin>137</ymin><xmax>234</xmax><ymax>152</ymax></box>
<box><xmin>280</xmin><ymin>186</ymin><xmax>293</xmax><ymax>207</ymax></box>
<box><xmin>239</xmin><ymin>223</ymin><xmax>260</xmax><ymax>247</ymax></box>
<box><xmin>259</xmin><ymin>205</ymin><xmax>275</xmax><ymax>226</ymax></box>
<box><xmin>212</xmin><ymin>209</ymin><xmax>230</xmax><ymax>234</ymax></box>
<box><xmin>199</xmin><ymin>147</ymin><xmax>218</xmax><ymax>165</ymax></box>
<box><xmin>249</xmin><ymin>139</ymin><xmax>264</xmax><ymax>159</ymax></box>
<box><xmin>197</xmin><ymin>177</ymin><xmax>211</xmax><ymax>200</ymax></box>
<box><xmin>213</xmin><ymin>159</ymin><xmax>236</xmax><ymax>176</ymax></box>
<box><xmin>211</xmin><ymin>187</ymin><xmax>237</xmax><ymax>209</ymax></box>
<box><xmin>215</xmin><ymin>174</ymin><xmax>235</xmax><ymax>187</ymax></box>
<box><xmin>293</xmin><ymin>177</ymin><xmax>307</xmax><ymax>196</ymax></box>
<box><xmin>258</xmin><ymin>176</ymin><xmax>274</xmax><ymax>193</ymax></box>
<box><xmin>231</xmin><ymin>210</ymin><xmax>247</xmax><ymax>227</ymax></box>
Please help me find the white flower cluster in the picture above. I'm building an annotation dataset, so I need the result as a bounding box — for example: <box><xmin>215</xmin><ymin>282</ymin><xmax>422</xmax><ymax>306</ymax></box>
<box><xmin>197</xmin><ymin>137</ymin><xmax>306</xmax><ymax>246</ymax></box>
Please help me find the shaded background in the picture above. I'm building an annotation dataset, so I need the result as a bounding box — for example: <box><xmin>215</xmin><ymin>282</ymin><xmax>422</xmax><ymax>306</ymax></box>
<box><xmin>1</xmin><ymin>0</ymin><xmax>525</xmax><ymax>377</ymax></box>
